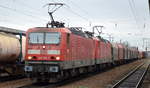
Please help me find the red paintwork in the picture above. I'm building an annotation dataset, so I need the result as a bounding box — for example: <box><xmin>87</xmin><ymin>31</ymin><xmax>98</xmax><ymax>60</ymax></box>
<box><xmin>94</xmin><ymin>38</ymin><xmax>100</xmax><ymax>59</ymax></box>
<box><xmin>100</xmin><ymin>41</ymin><xmax>112</xmax><ymax>60</ymax></box>
<box><xmin>67</xmin><ymin>34</ymin><xmax>95</xmax><ymax>61</ymax></box>
<box><xmin>25</xmin><ymin>28</ymin><xmax>71</xmax><ymax>61</ymax></box>
<box><xmin>25</xmin><ymin>27</ymin><xmax>140</xmax><ymax>64</ymax></box>
<box><xmin>94</xmin><ymin>38</ymin><xmax>112</xmax><ymax>61</ymax></box>
<box><xmin>25</xmin><ymin>27</ymin><xmax>95</xmax><ymax>62</ymax></box>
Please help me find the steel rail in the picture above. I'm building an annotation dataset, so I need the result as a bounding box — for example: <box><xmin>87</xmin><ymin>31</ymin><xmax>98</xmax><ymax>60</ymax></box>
<box><xmin>111</xmin><ymin>63</ymin><xmax>146</xmax><ymax>88</ymax></box>
<box><xmin>135</xmin><ymin>64</ymin><xmax>150</xmax><ymax>88</ymax></box>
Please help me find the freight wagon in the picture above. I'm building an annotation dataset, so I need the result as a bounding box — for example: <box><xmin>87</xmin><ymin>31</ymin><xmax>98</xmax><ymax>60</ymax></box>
<box><xmin>0</xmin><ymin>27</ymin><xmax>25</xmax><ymax>77</ymax></box>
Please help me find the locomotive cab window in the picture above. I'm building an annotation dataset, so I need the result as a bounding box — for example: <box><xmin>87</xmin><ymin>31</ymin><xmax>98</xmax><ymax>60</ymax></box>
<box><xmin>45</xmin><ymin>32</ymin><xmax>60</xmax><ymax>44</ymax></box>
<box><xmin>29</xmin><ymin>32</ymin><xmax>60</xmax><ymax>44</ymax></box>
<box><xmin>29</xmin><ymin>33</ymin><xmax>44</xmax><ymax>44</ymax></box>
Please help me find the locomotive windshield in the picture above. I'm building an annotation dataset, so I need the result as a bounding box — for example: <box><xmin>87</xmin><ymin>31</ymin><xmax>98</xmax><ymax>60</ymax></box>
<box><xmin>29</xmin><ymin>32</ymin><xmax>60</xmax><ymax>44</ymax></box>
<box><xmin>45</xmin><ymin>33</ymin><xmax>60</xmax><ymax>44</ymax></box>
<box><xmin>29</xmin><ymin>33</ymin><xmax>44</xmax><ymax>44</ymax></box>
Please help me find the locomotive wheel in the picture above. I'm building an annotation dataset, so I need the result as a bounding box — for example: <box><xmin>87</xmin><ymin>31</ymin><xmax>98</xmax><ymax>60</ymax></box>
<box><xmin>70</xmin><ymin>69</ymin><xmax>78</xmax><ymax>77</ymax></box>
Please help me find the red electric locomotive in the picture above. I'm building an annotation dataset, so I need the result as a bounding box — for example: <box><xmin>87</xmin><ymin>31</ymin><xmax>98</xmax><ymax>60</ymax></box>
<box><xmin>24</xmin><ymin>3</ymin><xmax>142</xmax><ymax>82</ymax></box>
<box><xmin>25</xmin><ymin>27</ymin><xmax>97</xmax><ymax>82</ymax></box>
<box><xmin>25</xmin><ymin>3</ymin><xmax>97</xmax><ymax>82</ymax></box>
<box><xmin>95</xmin><ymin>37</ymin><xmax>112</xmax><ymax>64</ymax></box>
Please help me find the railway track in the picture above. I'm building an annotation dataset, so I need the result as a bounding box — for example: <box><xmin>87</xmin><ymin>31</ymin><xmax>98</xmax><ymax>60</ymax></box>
<box><xmin>0</xmin><ymin>78</ymin><xmax>32</xmax><ymax>88</ymax></box>
<box><xmin>111</xmin><ymin>62</ymin><xmax>150</xmax><ymax>88</ymax></box>
<box><xmin>141</xmin><ymin>60</ymin><xmax>150</xmax><ymax>88</ymax></box>
<box><xmin>19</xmin><ymin>82</ymin><xmax>56</xmax><ymax>88</ymax></box>
<box><xmin>19</xmin><ymin>73</ymin><xmax>95</xmax><ymax>88</ymax></box>
<box><xmin>19</xmin><ymin>66</ymin><xmax>114</xmax><ymax>88</ymax></box>
<box><xmin>0</xmin><ymin>75</ymin><xmax>25</xmax><ymax>82</ymax></box>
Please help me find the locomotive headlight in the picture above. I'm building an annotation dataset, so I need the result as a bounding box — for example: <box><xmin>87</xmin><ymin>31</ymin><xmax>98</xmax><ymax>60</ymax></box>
<box><xmin>28</xmin><ymin>56</ymin><xmax>32</xmax><ymax>60</ymax></box>
<box><xmin>56</xmin><ymin>57</ymin><xmax>60</xmax><ymax>60</ymax></box>
<box><xmin>43</xmin><ymin>45</ymin><xmax>46</xmax><ymax>49</ymax></box>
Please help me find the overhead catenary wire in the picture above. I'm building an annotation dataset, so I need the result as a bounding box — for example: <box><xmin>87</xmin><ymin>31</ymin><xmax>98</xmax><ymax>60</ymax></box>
<box><xmin>0</xmin><ymin>0</ymin><xmax>48</xmax><ymax>24</ymax></box>
<box><xmin>12</xmin><ymin>0</ymin><xmax>90</xmax><ymax>27</ymax></box>
<box><xmin>0</xmin><ymin>4</ymin><xmax>47</xmax><ymax>21</ymax></box>
<box><xmin>14</xmin><ymin>0</ymin><xmax>52</xmax><ymax>20</ymax></box>
<box><xmin>49</xmin><ymin>0</ymin><xmax>91</xmax><ymax>24</ymax></box>
<box><xmin>64</xmin><ymin>6</ymin><xmax>89</xmax><ymax>22</ymax></box>
<box><xmin>131</xmin><ymin>0</ymin><xmax>138</xmax><ymax>17</ymax></box>
<box><xmin>128</xmin><ymin>0</ymin><xmax>139</xmax><ymax>29</ymax></box>
<box><xmin>13</xmin><ymin>0</ymin><xmax>48</xmax><ymax>20</ymax></box>
<box><xmin>61</xmin><ymin>0</ymin><xmax>92</xmax><ymax>27</ymax></box>
<box><xmin>12</xmin><ymin>0</ymin><xmax>43</xmax><ymax>13</ymax></box>
<box><xmin>60</xmin><ymin>0</ymin><xmax>90</xmax><ymax>18</ymax></box>
<box><xmin>0</xmin><ymin>0</ymin><xmax>49</xmax><ymax>21</ymax></box>
<box><xmin>0</xmin><ymin>8</ymin><xmax>43</xmax><ymax>27</ymax></box>
<box><xmin>131</xmin><ymin>0</ymin><xmax>146</xmax><ymax>26</ymax></box>
<box><xmin>129</xmin><ymin>0</ymin><xmax>147</xmax><ymax>35</ymax></box>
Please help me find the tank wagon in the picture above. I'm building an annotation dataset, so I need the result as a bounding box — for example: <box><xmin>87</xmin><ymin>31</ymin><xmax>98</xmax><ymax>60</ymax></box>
<box><xmin>0</xmin><ymin>27</ymin><xmax>25</xmax><ymax>76</ymax></box>
<box><xmin>0</xmin><ymin>32</ymin><xmax>20</xmax><ymax>62</ymax></box>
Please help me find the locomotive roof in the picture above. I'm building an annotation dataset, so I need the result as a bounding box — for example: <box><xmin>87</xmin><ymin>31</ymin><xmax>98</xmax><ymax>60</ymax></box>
<box><xmin>28</xmin><ymin>27</ymin><xmax>93</xmax><ymax>38</ymax></box>
<box><xmin>28</xmin><ymin>27</ymin><xmax>71</xmax><ymax>33</ymax></box>
<box><xmin>28</xmin><ymin>27</ymin><xmax>112</xmax><ymax>41</ymax></box>
<box><xmin>68</xmin><ymin>27</ymin><xmax>89</xmax><ymax>38</ymax></box>
<box><xmin>96</xmin><ymin>36</ymin><xmax>110</xmax><ymax>43</ymax></box>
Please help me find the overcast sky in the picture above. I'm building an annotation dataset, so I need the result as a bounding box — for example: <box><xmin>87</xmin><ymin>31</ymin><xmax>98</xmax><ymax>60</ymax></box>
<box><xmin>0</xmin><ymin>0</ymin><xmax>149</xmax><ymax>50</ymax></box>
